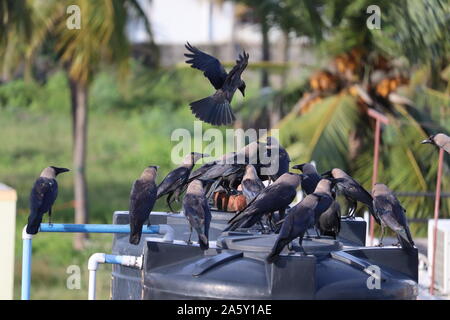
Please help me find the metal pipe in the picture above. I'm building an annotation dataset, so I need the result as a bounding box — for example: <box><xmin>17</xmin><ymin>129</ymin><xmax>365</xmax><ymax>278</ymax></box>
<box><xmin>39</xmin><ymin>223</ymin><xmax>160</xmax><ymax>234</ymax></box>
<box><xmin>370</xmin><ymin>119</ymin><xmax>381</xmax><ymax>245</ymax></box>
<box><xmin>430</xmin><ymin>148</ymin><xmax>444</xmax><ymax>295</ymax></box>
<box><xmin>367</xmin><ymin>108</ymin><xmax>389</xmax><ymax>246</ymax></box>
<box><xmin>21</xmin><ymin>227</ymin><xmax>33</xmax><ymax>300</ymax></box>
<box><xmin>87</xmin><ymin>253</ymin><xmax>143</xmax><ymax>300</ymax></box>
<box><xmin>21</xmin><ymin>223</ymin><xmax>174</xmax><ymax>300</ymax></box>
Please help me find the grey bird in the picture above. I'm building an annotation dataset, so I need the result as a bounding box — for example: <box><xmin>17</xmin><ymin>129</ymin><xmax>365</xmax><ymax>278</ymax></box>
<box><xmin>157</xmin><ymin>152</ymin><xmax>207</xmax><ymax>212</ymax></box>
<box><xmin>292</xmin><ymin>163</ymin><xmax>321</xmax><ymax>195</ymax></box>
<box><xmin>372</xmin><ymin>183</ymin><xmax>415</xmax><ymax>249</ymax></box>
<box><xmin>264</xmin><ymin>137</ymin><xmax>291</xmax><ymax>182</ymax></box>
<box><xmin>185</xmin><ymin>42</ymin><xmax>249</xmax><ymax>126</ymax></box>
<box><xmin>225</xmin><ymin>172</ymin><xmax>301</xmax><ymax>231</ymax></box>
<box><xmin>311</xmin><ymin>179</ymin><xmax>338</xmax><ymax>237</ymax></box>
<box><xmin>421</xmin><ymin>133</ymin><xmax>450</xmax><ymax>153</ymax></box>
<box><xmin>129</xmin><ymin>166</ymin><xmax>159</xmax><ymax>245</ymax></box>
<box><xmin>26</xmin><ymin>166</ymin><xmax>70</xmax><ymax>234</ymax></box>
<box><xmin>183</xmin><ymin>179</ymin><xmax>212</xmax><ymax>250</ymax></box>
<box><xmin>266</xmin><ymin>193</ymin><xmax>321</xmax><ymax>264</ymax></box>
<box><xmin>241</xmin><ymin>164</ymin><xmax>265</xmax><ymax>203</ymax></box>
<box><xmin>316</xmin><ymin>191</ymin><xmax>341</xmax><ymax>239</ymax></box>
<box><xmin>322</xmin><ymin>168</ymin><xmax>380</xmax><ymax>224</ymax></box>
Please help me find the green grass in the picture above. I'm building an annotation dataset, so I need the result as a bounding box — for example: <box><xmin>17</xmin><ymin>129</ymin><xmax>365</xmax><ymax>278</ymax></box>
<box><xmin>0</xmin><ymin>105</ymin><xmax>211</xmax><ymax>299</ymax></box>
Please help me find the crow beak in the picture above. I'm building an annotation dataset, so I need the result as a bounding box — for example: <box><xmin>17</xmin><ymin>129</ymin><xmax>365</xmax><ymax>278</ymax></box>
<box><xmin>53</xmin><ymin>167</ymin><xmax>70</xmax><ymax>175</ymax></box>
<box><xmin>292</xmin><ymin>164</ymin><xmax>305</xmax><ymax>171</ymax></box>
<box><xmin>202</xmin><ymin>153</ymin><xmax>210</xmax><ymax>158</ymax></box>
<box><xmin>421</xmin><ymin>139</ymin><xmax>432</xmax><ymax>144</ymax></box>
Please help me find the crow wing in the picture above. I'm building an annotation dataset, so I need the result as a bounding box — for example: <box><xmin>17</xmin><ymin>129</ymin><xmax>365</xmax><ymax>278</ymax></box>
<box><xmin>185</xmin><ymin>42</ymin><xmax>227</xmax><ymax>90</ymax></box>
<box><xmin>30</xmin><ymin>177</ymin><xmax>58</xmax><ymax>214</ymax></box>
<box><xmin>157</xmin><ymin>167</ymin><xmax>190</xmax><ymax>197</ymax></box>
<box><xmin>222</xmin><ymin>51</ymin><xmax>249</xmax><ymax>90</ymax></box>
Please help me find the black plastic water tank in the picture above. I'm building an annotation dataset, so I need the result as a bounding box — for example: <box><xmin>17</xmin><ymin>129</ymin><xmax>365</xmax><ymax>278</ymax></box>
<box><xmin>110</xmin><ymin>211</ymin><xmax>418</xmax><ymax>300</ymax></box>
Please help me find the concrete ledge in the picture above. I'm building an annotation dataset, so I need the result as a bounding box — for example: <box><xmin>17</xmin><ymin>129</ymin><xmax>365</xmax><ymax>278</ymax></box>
<box><xmin>0</xmin><ymin>183</ymin><xmax>17</xmax><ymax>201</ymax></box>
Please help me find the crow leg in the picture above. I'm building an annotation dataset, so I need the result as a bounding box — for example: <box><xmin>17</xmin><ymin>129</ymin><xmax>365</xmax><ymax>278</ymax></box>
<box><xmin>187</xmin><ymin>226</ymin><xmax>193</xmax><ymax>245</ymax></box>
<box><xmin>298</xmin><ymin>237</ymin><xmax>306</xmax><ymax>255</ymax></box>
<box><xmin>315</xmin><ymin>227</ymin><xmax>321</xmax><ymax>238</ymax></box>
<box><xmin>174</xmin><ymin>188</ymin><xmax>182</xmax><ymax>203</ymax></box>
<box><xmin>48</xmin><ymin>207</ymin><xmax>53</xmax><ymax>226</ymax></box>
<box><xmin>167</xmin><ymin>192</ymin><xmax>176</xmax><ymax>213</ymax></box>
<box><xmin>377</xmin><ymin>225</ymin><xmax>385</xmax><ymax>247</ymax></box>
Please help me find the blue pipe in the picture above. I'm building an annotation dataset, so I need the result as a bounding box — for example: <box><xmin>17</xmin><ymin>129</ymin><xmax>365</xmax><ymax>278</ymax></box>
<box><xmin>21</xmin><ymin>223</ymin><xmax>162</xmax><ymax>300</ymax></box>
<box><xmin>39</xmin><ymin>223</ymin><xmax>160</xmax><ymax>234</ymax></box>
<box><xmin>21</xmin><ymin>237</ymin><xmax>32</xmax><ymax>300</ymax></box>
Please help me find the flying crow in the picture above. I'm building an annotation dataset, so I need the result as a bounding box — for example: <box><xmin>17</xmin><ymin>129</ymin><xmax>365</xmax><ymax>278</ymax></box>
<box><xmin>185</xmin><ymin>42</ymin><xmax>249</xmax><ymax>126</ymax></box>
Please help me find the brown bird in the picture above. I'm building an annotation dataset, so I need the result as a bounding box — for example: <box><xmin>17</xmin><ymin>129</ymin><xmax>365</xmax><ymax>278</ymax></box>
<box><xmin>241</xmin><ymin>164</ymin><xmax>265</xmax><ymax>203</ymax></box>
<box><xmin>421</xmin><ymin>133</ymin><xmax>450</xmax><ymax>153</ymax></box>
<box><xmin>157</xmin><ymin>152</ymin><xmax>207</xmax><ymax>212</ymax></box>
<box><xmin>322</xmin><ymin>168</ymin><xmax>380</xmax><ymax>224</ymax></box>
<box><xmin>225</xmin><ymin>172</ymin><xmax>301</xmax><ymax>231</ymax></box>
<box><xmin>129</xmin><ymin>166</ymin><xmax>159</xmax><ymax>245</ymax></box>
<box><xmin>183</xmin><ymin>179</ymin><xmax>212</xmax><ymax>250</ymax></box>
<box><xmin>266</xmin><ymin>193</ymin><xmax>320</xmax><ymax>263</ymax></box>
<box><xmin>372</xmin><ymin>183</ymin><xmax>415</xmax><ymax>249</ymax></box>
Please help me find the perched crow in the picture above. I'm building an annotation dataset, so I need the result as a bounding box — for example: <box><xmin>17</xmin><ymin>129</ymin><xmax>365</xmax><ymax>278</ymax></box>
<box><xmin>241</xmin><ymin>164</ymin><xmax>265</xmax><ymax>203</ymax></box>
<box><xmin>316</xmin><ymin>191</ymin><xmax>341</xmax><ymax>238</ymax></box>
<box><xmin>183</xmin><ymin>179</ymin><xmax>212</xmax><ymax>250</ymax></box>
<box><xmin>311</xmin><ymin>179</ymin><xmax>337</xmax><ymax>236</ymax></box>
<box><xmin>372</xmin><ymin>183</ymin><xmax>415</xmax><ymax>249</ymax></box>
<box><xmin>322</xmin><ymin>168</ymin><xmax>380</xmax><ymax>224</ymax></box>
<box><xmin>26</xmin><ymin>166</ymin><xmax>70</xmax><ymax>235</ymax></box>
<box><xmin>157</xmin><ymin>152</ymin><xmax>207</xmax><ymax>212</ymax></box>
<box><xmin>129</xmin><ymin>166</ymin><xmax>159</xmax><ymax>245</ymax></box>
<box><xmin>264</xmin><ymin>137</ymin><xmax>290</xmax><ymax>182</ymax></box>
<box><xmin>185</xmin><ymin>42</ymin><xmax>249</xmax><ymax>126</ymax></box>
<box><xmin>225</xmin><ymin>172</ymin><xmax>301</xmax><ymax>231</ymax></box>
<box><xmin>421</xmin><ymin>133</ymin><xmax>450</xmax><ymax>153</ymax></box>
<box><xmin>292</xmin><ymin>163</ymin><xmax>321</xmax><ymax>195</ymax></box>
<box><xmin>266</xmin><ymin>193</ymin><xmax>320</xmax><ymax>263</ymax></box>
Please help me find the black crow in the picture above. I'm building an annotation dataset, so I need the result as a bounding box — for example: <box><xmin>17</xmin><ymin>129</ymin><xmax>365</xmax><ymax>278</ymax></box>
<box><xmin>292</xmin><ymin>163</ymin><xmax>321</xmax><ymax>195</ymax></box>
<box><xmin>266</xmin><ymin>193</ymin><xmax>320</xmax><ymax>263</ymax></box>
<box><xmin>311</xmin><ymin>179</ymin><xmax>337</xmax><ymax>237</ymax></box>
<box><xmin>241</xmin><ymin>164</ymin><xmax>265</xmax><ymax>203</ymax></box>
<box><xmin>129</xmin><ymin>166</ymin><xmax>159</xmax><ymax>245</ymax></box>
<box><xmin>26</xmin><ymin>166</ymin><xmax>70</xmax><ymax>235</ymax></box>
<box><xmin>157</xmin><ymin>152</ymin><xmax>207</xmax><ymax>212</ymax></box>
<box><xmin>183</xmin><ymin>179</ymin><xmax>212</xmax><ymax>250</ymax></box>
<box><xmin>322</xmin><ymin>168</ymin><xmax>380</xmax><ymax>224</ymax></box>
<box><xmin>316</xmin><ymin>191</ymin><xmax>341</xmax><ymax>239</ymax></box>
<box><xmin>185</xmin><ymin>42</ymin><xmax>249</xmax><ymax>126</ymax></box>
<box><xmin>421</xmin><ymin>133</ymin><xmax>450</xmax><ymax>153</ymax></box>
<box><xmin>264</xmin><ymin>137</ymin><xmax>290</xmax><ymax>182</ymax></box>
<box><xmin>225</xmin><ymin>172</ymin><xmax>301</xmax><ymax>231</ymax></box>
<box><xmin>372</xmin><ymin>183</ymin><xmax>415</xmax><ymax>249</ymax></box>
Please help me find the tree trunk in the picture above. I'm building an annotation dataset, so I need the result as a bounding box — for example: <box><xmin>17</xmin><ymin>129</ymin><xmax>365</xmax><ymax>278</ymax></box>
<box><xmin>261</xmin><ymin>15</ymin><xmax>270</xmax><ymax>88</ymax></box>
<box><xmin>70</xmin><ymin>78</ymin><xmax>89</xmax><ymax>250</ymax></box>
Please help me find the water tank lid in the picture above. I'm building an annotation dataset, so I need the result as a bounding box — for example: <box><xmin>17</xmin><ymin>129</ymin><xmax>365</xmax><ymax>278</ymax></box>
<box><xmin>217</xmin><ymin>232</ymin><xmax>342</xmax><ymax>254</ymax></box>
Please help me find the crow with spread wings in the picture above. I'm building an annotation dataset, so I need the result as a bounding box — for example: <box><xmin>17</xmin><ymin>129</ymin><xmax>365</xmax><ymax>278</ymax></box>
<box><xmin>184</xmin><ymin>42</ymin><xmax>249</xmax><ymax>126</ymax></box>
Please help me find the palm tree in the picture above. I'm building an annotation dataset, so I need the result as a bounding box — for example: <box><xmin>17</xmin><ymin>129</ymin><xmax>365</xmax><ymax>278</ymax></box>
<box><xmin>23</xmin><ymin>0</ymin><xmax>153</xmax><ymax>249</ymax></box>
<box><xmin>274</xmin><ymin>0</ymin><xmax>450</xmax><ymax>234</ymax></box>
